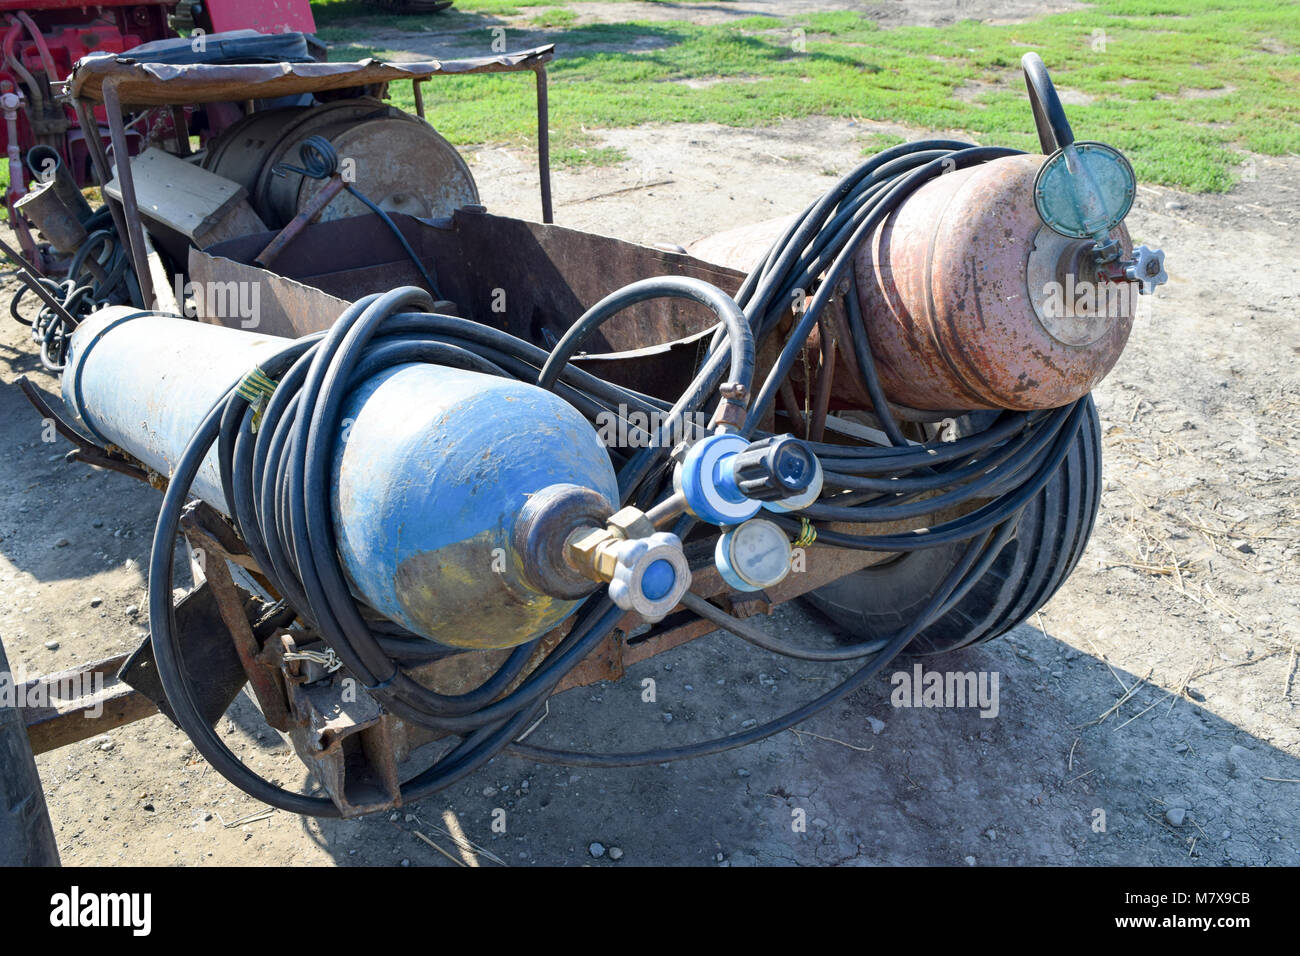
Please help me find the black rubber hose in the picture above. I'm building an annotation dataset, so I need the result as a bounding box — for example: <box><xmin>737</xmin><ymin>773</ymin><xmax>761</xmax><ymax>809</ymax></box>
<box><xmin>803</xmin><ymin>405</ymin><xmax>1072</xmax><ymax>522</ymax></box>
<box><xmin>1021</xmin><ymin>52</ymin><xmax>1075</xmax><ymax>154</ymax></box>
<box><xmin>681</xmin><ymin>590</ymin><xmax>890</xmax><ymax>662</ymax></box>
<box><xmin>148</xmin><ymin>377</ymin><xmax>342</xmax><ymax>817</ymax></box>
<box><xmin>772</xmin><ymin>401</ymin><xmax>1086</xmax><ymax>551</ymax></box>
<box><xmin>537</xmin><ymin>275</ymin><xmax>755</xmax><ymax>401</ymax></box>
<box><xmin>508</xmin><ymin>519</ymin><xmax>1012</xmax><ymax>768</ymax></box>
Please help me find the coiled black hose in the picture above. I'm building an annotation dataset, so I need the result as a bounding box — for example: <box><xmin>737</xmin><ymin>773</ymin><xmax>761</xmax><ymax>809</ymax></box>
<box><xmin>9</xmin><ymin>209</ymin><xmax>139</xmax><ymax>371</ymax></box>
<box><xmin>147</xmin><ymin>138</ymin><xmax>1090</xmax><ymax>808</ymax></box>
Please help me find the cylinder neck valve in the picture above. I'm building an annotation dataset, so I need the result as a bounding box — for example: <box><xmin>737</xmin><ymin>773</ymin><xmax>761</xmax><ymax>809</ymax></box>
<box><xmin>515</xmin><ymin>489</ymin><xmax>690</xmax><ymax>622</ymax></box>
<box><xmin>564</xmin><ymin>506</ymin><xmax>691</xmax><ymax>622</ymax></box>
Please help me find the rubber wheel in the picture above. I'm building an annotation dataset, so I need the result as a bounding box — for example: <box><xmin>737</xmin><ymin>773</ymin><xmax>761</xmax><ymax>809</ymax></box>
<box><xmin>804</xmin><ymin>395</ymin><xmax>1101</xmax><ymax>656</ymax></box>
<box><xmin>0</xmin><ymin>634</ymin><xmax>60</xmax><ymax>865</ymax></box>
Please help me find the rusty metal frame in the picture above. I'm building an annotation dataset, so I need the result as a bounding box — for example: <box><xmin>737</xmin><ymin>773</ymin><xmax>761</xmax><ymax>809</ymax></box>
<box><xmin>178</xmin><ymin>503</ymin><xmax>292</xmax><ymax>731</ymax></box>
<box><xmin>99</xmin><ymin>77</ymin><xmax>157</xmax><ymax>310</ymax></box>
<box><xmin>59</xmin><ymin>48</ymin><xmax>557</xmax><ymax>302</ymax></box>
<box><xmin>20</xmin><ymin>651</ymin><xmax>154</xmax><ymax>755</ymax></box>
<box><xmin>534</xmin><ymin>64</ymin><xmax>552</xmax><ymax>224</ymax></box>
<box><xmin>17</xmin><ymin>376</ymin><xmax>165</xmax><ymax>486</ymax></box>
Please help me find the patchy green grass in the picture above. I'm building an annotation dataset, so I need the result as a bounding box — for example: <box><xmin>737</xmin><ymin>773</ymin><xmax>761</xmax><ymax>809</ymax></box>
<box><xmin>317</xmin><ymin>0</ymin><xmax>1299</xmax><ymax>190</ymax></box>
<box><xmin>529</xmin><ymin>7</ymin><xmax>577</xmax><ymax>29</ymax></box>
<box><xmin>551</xmin><ymin>141</ymin><xmax>629</xmax><ymax>166</ymax></box>
<box><xmin>858</xmin><ymin>131</ymin><xmax>907</xmax><ymax>154</ymax></box>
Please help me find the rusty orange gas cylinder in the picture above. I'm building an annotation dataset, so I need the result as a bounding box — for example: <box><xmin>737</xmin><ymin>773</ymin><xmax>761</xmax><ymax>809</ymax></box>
<box><xmin>688</xmin><ymin>153</ymin><xmax>1137</xmax><ymax>413</ymax></box>
<box><xmin>855</xmin><ymin>153</ymin><xmax>1134</xmax><ymax>411</ymax></box>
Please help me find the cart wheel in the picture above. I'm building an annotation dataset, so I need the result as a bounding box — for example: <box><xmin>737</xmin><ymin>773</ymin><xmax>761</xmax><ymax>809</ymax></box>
<box><xmin>0</xmin><ymin>634</ymin><xmax>59</xmax><ymax>865</ymax></box>
<box><xmin>804</xmin><ymin>396</ymin><xmax>1101</xmax><ymax>656</ymax></box>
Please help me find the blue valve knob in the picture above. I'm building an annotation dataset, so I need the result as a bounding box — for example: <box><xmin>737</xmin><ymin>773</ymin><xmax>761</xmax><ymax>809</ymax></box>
<box><xmin>678</xmin><ymin>433</ymin><xmax>822</xmax><ymax>526</ymax></box>
<box><xmin>607</xmin><ymin>532</ymin><xmax>691</xmax><ymax>622</ymax></box>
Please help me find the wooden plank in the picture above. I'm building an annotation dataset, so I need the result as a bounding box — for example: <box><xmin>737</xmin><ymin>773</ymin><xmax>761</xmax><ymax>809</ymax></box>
<box><xmin>106</xmin><ymin>148</ymin><xmax>266</xmax><ymax>248</ymax></box>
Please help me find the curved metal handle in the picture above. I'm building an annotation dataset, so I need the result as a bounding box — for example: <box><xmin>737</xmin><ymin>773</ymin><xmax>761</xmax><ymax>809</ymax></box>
<box><xmin>1021</xmin><ymin>52</ymin><xmax>1075</xmax><ymax>154</ymax></box>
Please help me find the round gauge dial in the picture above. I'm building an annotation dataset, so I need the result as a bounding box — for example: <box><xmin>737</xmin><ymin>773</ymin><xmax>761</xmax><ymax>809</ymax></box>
<box><xmin>718</xmin><ymin>518</ymin><xmax>792</xmax><ymax>592</ymax></box>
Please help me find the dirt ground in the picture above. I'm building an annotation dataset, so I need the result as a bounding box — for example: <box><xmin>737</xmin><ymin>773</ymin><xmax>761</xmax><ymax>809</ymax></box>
<box><xmin>2</xmin><ymin>6</ymin><xmax>1298</xmax><ymax>867</ymax></box>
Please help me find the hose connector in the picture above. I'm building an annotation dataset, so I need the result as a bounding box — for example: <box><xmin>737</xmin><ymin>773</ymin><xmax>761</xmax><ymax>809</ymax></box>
<box><xmin>708</xmin><ymin>381</ymin><xmax>749</xmax><ymax>434</ymax></box>
<box><xmin>676</xmin><ymin>433</ymin><xmax>822</xmax><ymax>526</ymax></box>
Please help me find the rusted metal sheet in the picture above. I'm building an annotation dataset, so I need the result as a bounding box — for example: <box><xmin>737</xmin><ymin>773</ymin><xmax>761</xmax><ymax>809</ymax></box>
<box><xmin>116</xmin><ymin>580</ymin><xmax>258</xmax><ymax>731</ymax></box>
<box><xmin>193</xmin><ymin>210</ymin><xmax>754</xmax><ymax>402</ymax></box>
<box><xmin>451</xmin><ymin>210</ymin><xmax>742</xmax><ymax>352</ymax></box>
<box><xmin>195</xmin><ymin>213</ymin><xmax>464</xmax><ymax>308</ymax></box>
<box><xmin>62</xmin><ymin>47</ymin><xmax>556</xmax><ymax>108</ymax></box>
<box><xmin>188</xmin><ymin>246</ymin><xmax>350</xmax><ymax>339</ymax></box>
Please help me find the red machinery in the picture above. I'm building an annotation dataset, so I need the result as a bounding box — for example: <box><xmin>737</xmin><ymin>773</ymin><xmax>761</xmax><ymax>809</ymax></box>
<box><xmin>0</xmin><ymin>0</ymin><xmax>316</xmax><ymax>264</ymax></box>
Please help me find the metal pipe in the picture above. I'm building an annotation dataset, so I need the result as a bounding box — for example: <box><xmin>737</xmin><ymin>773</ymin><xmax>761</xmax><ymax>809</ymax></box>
<box><xmin>412</xmin><ymin>78</ymin><xmax>425</xmax><ymax>120</ymax></box>
<box><xmin>25</xmin><ymin>144</ymin><xmax>94</xmax><ymax>222</ymax></box>
<box><xmin>535</xmin><ymin>66</ymin><xmax>553</xmax><ymax>224</ymax></box>
<box><xmin>170</xmin><ymin>105</ymin><xmax>190</xmax><ymax>157</ymax></box>
<box><xmin>13</xmin><ymin>11</ymin><xmax>57</xmax><ymax>81</ymax></box>
<box><xmin>2</xmin><ymin>84</ymin><xmax>27</xmax><ymax>202</ymax></box>
<box><xmin>253</xmin><ymin>175</ymin><xmax>346</xmax><ymax>268</ymax></box>
<box><xmin>0</xmin><ymin>235</ymin><xmax>79</xmax><ymax>330</ymax></box>
<box><xmin>645</xmin><ymin>490</ymin><xmax>687</xmax><ymax>527</ymax></box>
<box><xmin>100</xmin><ymin>79</ymin><xmax>155</xmax><ymax>311</ymax></box>
<box><xmin>72</xmin><ymin>96</ymin><xmax>135</xmax><ymax>292</ymax></box>
<box><xmin>809</xmin><ymin>316</ymin><xmax>836</xmax><ymax>443</ymax></box>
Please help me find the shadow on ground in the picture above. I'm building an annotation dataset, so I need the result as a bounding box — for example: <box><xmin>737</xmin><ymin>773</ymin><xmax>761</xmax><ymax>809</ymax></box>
<box><xmin>281</xmin><ymin>607</ymin><xmax>1298</xmax><ymax>866</ymax></box>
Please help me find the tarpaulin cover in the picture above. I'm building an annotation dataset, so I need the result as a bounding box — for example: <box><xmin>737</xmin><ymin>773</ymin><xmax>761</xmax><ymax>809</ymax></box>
<box><xmin>61</xmin><ymin>46</ymin><xmax>554</xmax><ymax>107</ymax></box>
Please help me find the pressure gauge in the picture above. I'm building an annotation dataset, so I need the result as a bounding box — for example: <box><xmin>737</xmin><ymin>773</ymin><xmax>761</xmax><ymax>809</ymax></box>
<box><xmin>715</xmin><ymin>518</ymin><xmax>792</xmax><ymax>593</ymax></box>
<box><xmin>1033</xmin><ymin>141</ymin><xmax>1135</xmax><ymax>240</ymax></box>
